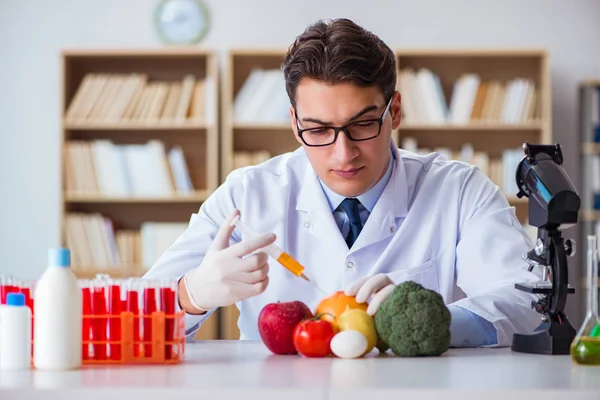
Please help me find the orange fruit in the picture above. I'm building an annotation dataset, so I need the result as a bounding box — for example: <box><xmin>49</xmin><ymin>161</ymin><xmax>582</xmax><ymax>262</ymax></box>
<box><xmin>315</xmin><ymin>291</ymin><xmax>368</xmax><ymax>324</ymax></box>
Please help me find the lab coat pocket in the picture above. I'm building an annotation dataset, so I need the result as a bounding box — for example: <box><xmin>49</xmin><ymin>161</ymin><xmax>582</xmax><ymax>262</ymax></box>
<box><xmin>386</xmin><ymin>259</ymin><xmax>439</xmax><ymax>292</ymax></box>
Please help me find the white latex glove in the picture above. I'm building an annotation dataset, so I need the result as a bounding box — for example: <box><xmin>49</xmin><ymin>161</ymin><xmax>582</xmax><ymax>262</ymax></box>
<box><xmin>183</xmin><ymin>210</ymin><xmax>276</xmax><ymax>311</ymax></box>
<box><xmin>344</xmin><ymin>273</ymin><xmax>396</xmax><ymax>316</ymax></box>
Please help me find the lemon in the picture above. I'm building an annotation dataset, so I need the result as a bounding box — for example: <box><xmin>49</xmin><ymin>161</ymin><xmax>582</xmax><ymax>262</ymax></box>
<box><xmin>336</xmin><ymin>307</ymin><xmax>378</xmax><ymax>355</ymax></box>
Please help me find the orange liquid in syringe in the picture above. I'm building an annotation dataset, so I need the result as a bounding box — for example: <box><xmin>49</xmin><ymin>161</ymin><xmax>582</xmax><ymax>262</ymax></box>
<box><xmin>277</xmin><ymin>252</ymin><xmax>304</xmax><ymax>276</ymax></box>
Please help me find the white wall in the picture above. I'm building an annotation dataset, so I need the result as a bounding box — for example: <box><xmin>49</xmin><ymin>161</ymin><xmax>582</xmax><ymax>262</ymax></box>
<box><xmin>1</xmin><ymin>0</ymin><xmax>599</xmax><ymax>280</ymax></box>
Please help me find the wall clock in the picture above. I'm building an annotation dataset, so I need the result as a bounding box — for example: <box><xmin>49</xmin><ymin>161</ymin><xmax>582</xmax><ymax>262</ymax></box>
<box><xmin>154</xmin><ymin>0</ymin><xmax>210</xmax><ymax>45</ymax></box>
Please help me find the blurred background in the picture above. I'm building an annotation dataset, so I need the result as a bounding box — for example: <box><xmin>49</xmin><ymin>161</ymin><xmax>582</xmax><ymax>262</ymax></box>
<box><xmin>0</xmin><ymin>0</ymin><xmax>599</xmax><ymax>339</ymax></box>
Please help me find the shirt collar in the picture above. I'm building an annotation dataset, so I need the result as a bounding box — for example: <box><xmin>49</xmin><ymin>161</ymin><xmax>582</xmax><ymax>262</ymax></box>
<box><xmin>319</xmin><ymin>150</ymin><xmax>395</xmax><ymax>213</ymax></box>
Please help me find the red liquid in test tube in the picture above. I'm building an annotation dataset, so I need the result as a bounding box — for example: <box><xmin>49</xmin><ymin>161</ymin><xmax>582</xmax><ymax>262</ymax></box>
<box><xmin>81</xmin><ymin>281</ymin><xmax>92</xmax><ymax>361</ymax></box>
<box><xmin>92</xmin><ymin>279</ymin><xmax>108</xmax><ymax>361</ymax></box>
<box><xmin>108</xmin><ymin>280</ymin><xmax>122</xmax><ymax>361</ymax></box>
<box><xmin>20</xmin><ymin>281</ymin><xmax>34</xmax><ymax>313</ymax></box>
<box><xmin>143</xmin><ymin>282</ymin><xmax>157</xmax><ymax>358</ymax></box>
<box><xmin>1</xmin><ymin>276</ymin><xmax>17</xmax><ymax>304</ymax></box>
<box><xmin>0</xmin><ymin>276</ymin><xmax>6</xmax><ymax>305</ymax></box>
<box><xmin>159</xmin><ymin>280</ymin><xmax>176</xmax><ymax>360</ymax></box>
<box><xmin>7</xmin><ymin>282</ymin><xmax>18</xmax><ymax>298</ymax></box>
<box><xmin>126</xmin><ymin>279</ymin><xmax>141</xmax><ymax>357</ymax></box>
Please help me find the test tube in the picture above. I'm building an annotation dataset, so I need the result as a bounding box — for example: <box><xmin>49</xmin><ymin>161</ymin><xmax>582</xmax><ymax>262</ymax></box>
<box><xmin>1</xmin><ymin>276</ymin><xmax>17</xmax><ymax>304</ymax></box>
<box><xmin>19</xmin><ymin>280</ymin><xmax>35</xmax><ymax>349</ymax></box>
<box><xmin>143</xmin><ymin>280</ymin><xmax>157</xmax><ymax>358</ymax></box>
<box><xmin>91</xmin><ymin>277</ymin><xmax>108</xmax><ymax>361</ymax></box>
<box><xmin>108</xmin><ymin>279</ymin><xmax>122</xmax><ymax>361</ymax></box>
<box><xmin>19</xmin><ymin>280</ymin><xmax>34</xmax><ymax>313</ymax></box>
<box><xmin>0</xmin><ymin>275</ymin><xmax>5</xmax><ymax>304</ymax></box>
<box><xmin>80</xmin><ymin>280</ymin><xmax>92</xmax><ymax>361</ymax></box>
<box><xmin>159</xmin><ymin>279</ymin><xmax>176</xmax><ymax>360</ymax></box>
<box><xmin>120</xmin><ymin>283</ymin><xmax>127</xmax><ymax>315</ymax></box>
<box><xmin>126</xmin><ymin>279</ymin><xmax>141</xmax><ymax>357</ymax></box>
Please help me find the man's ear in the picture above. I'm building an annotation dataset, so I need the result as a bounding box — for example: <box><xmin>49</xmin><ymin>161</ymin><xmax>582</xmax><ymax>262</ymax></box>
<box><xmin>290</xmin><ymin>105</ymin><xmax>303</xmax><ymax>145</ymax></box>
<box><xmin>391</xmin><ymin>91</ymin><xmax>402</xmax><ymax>130</ymax></box>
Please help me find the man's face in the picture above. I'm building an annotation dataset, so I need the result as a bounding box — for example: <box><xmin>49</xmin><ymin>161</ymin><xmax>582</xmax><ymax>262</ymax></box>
<box><xmin>291</xmin><ymin>78</ymin><xmax>402</xmax><ymax>197</ymax></box>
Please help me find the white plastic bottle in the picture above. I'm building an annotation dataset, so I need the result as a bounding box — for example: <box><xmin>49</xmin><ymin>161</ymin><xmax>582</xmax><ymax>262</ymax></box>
<box><xmin>33</xmin><ymin>248</ymin><xmax>82</xmax><ymax>370</ymax></box>
<box><xmin>0</xmin><ymin>293</ymin><xmax>32</xmax><ymax>370</ymax></box>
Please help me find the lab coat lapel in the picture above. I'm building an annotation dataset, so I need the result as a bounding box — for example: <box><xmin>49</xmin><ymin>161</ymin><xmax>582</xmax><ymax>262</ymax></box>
<box><xmin>350</xmin><ymin>147</ymin><xmax>409</xmax><ymax>253</ymax></box>
<box><xmin>296</xmin><ymin>166</ymin><xmax>349</xmax><ymax>254</ymax></box>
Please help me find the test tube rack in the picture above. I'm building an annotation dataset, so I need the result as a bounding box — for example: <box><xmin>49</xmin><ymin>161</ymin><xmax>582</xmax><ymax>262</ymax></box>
<box><xmin>81</xmin><ymin>310</ymin><xmax>186</xmax><ymax>364</ymax></box>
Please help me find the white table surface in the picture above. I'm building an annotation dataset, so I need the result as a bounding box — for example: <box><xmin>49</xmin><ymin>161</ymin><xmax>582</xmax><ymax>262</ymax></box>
<box><xmin>1</xmin><ymin>340</ymin><xmax>599</xmax><ymax>399</ymax></box>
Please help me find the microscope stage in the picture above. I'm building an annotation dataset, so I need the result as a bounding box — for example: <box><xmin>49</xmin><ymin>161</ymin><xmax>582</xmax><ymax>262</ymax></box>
<box><xmin>515</xmin><ymin>282</ymin><xmax>575</xmax><ymax>294</ymax></box>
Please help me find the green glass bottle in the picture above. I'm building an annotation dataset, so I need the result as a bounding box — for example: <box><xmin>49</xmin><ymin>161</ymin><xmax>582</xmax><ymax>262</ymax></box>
<box><xmin>570</xmin><ymin>235</ymin><xmax>600</xmax><ymax>365</ymax></box>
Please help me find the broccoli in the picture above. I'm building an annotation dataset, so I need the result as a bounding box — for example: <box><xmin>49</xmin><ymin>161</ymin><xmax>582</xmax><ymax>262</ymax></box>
<box><xmin>374</xmin><ymin>281</ymin><xmax>451</xmax><ymax>357</ymax></box>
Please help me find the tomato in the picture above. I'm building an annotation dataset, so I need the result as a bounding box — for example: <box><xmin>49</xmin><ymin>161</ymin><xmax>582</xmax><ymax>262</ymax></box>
<box><xmin>293</xmin><ymin>318</ymin><xmax>337</xmax><ymax>357</ymax></box>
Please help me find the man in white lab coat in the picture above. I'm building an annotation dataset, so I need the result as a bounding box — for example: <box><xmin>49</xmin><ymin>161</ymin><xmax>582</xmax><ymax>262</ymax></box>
<box><xmin>144</xmin><ymin>18</ymin><xmax>542</xmax><ymax>347</ymax></box>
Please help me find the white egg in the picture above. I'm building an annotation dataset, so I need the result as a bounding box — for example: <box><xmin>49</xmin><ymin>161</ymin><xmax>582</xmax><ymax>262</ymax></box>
<box><xmin>330</xmin><ymin>330</ymin><xmax>368</xmax><ymax>359</ymax></box>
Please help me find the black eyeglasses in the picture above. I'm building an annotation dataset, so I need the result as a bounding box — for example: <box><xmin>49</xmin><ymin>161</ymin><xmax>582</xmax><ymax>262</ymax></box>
<box><xmin>294</xmin><ymin>98</ymin><xmax>392</xmax><ymax>147</ymax></box>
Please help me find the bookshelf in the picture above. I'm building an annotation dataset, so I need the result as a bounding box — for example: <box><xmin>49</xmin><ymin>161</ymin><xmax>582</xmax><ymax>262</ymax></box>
<box><xmin>59</xmin><ymin>49</ymin><xmax>220</xmax><ymax>339</ymax></box>
<box><xmin>57</xmin><ymin>48</ymin><xmax>552</xmax><ymax>340</ymax></box>
<box><xmin>221</xmin><ymin>49</ymin><xmax>292</xmax><ymax>179</ymax></box>
<box><xmin>218</xmin><ymin>48</ymin><xmax>551</xmax><ymax>339</ymax></box>
<box><xmin>222</xmin><ymin>49</ymin><xmax>551</xmax><ymax>219</ymax></box>
<box><xmin>394</xmin><ymin>49</ymin><xmax>551</xmax><ymax>223</ymax></box>
<box><xmin>578</xmin><ymin>81</ymin><xmax>600</xmax><ymax>295</ymax></box>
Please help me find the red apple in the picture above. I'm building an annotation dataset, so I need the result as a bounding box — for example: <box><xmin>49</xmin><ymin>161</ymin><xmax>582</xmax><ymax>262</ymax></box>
<box><xmin>257</xmin><ymin>301</ymin><xmax>313</xmax><ymax>355</ymax></box>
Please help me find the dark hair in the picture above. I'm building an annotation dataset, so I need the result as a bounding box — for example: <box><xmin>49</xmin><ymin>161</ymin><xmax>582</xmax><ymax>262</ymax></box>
<box><xmin>282</xmin><ymin>18</ymin><xmax>397</xmax><ymax>108</ymax></box>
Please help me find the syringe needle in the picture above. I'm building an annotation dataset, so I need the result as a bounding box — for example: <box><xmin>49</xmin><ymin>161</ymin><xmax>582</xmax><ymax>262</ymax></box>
<box><xmin>316</xmin><ymin>285</ymin><xmax>327</xmax><ymax>296</ymax></box>
<box><xmin>300</xmin><ymin>273</ymin><xmax>327</xmax><ymax>295</ymax></box>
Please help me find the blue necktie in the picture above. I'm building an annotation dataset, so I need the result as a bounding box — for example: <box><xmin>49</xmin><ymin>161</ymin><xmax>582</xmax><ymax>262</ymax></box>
<box><xmin>340</xmin><ymin>198</ymin><xmax>363</xmax><ymax>248</ymax></box>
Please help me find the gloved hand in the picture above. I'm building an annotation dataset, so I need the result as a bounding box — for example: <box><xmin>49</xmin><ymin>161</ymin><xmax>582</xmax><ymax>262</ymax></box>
<box><xmin>183</xmin><ymin>210</ymin><xmax>276</xmax><ymax>311</ymax></box>
<box><xmin>345</xmin><ymin>273</ymin><xmax>396</xmax><ymax>316</ymax></box>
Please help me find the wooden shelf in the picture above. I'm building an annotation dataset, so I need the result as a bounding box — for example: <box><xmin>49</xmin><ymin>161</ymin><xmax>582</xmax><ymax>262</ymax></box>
<box><xmin>394</xmin><ymin>49</ymin><xmax>550</xmax><ymax>209</ymax></box>
<box><xmin>64</xmin><ymin>120</ymin><xmax>210</xmax><ymax>130</ymax></box>
<box><xmin>60</xmin><ymin>50</ymin><xmax>220</xmax><ymax>341</ymax></box>
<box><xmin>580</xmin><ymin>276</ymin><xmax>600</xmax><ymax>290</ymax></box>
<box><xmin>581</xmin><ymin>142</ymin><xmax>600</xmax><ymax>155</ymax></box>
<box><xmin>65</xmin><ymin>190</ymin><xmax>209</xmax><ymax>203</ymax></box>
<box><xmin>55</xmin><ymin>47</ymin><xmax>553</xmax><ymax>342</ymax></box>
<box><xmin>223</xmin><ymin>49</ymin><xmax>550</xmax><ymax>216</ymax></box>
<box><xmin>218</xmin><ymin>48</ymin><xmax>549</xmax><ymax>340</ymax></box>
<box><xmin>232</xmin><ymin>122</ymin><xmax>291</xmax><ymax>130</ymax></box>
<box><xmin>580</xmin><ymin>79</ymin><xmax>600</xmax><ymax>87</ymax></box>
<box><xmin>221</xmin><ymin>49</ymin><xmax>288</xmax><ymax>177</ymax></box>
<box><xmin>61</xmin><ymin>48</ymin><xmax>217</xmax><ymax>57</ymax></box>
<box><xmin>393</xmin><ymin>49</ymin><xmax>548</xmax><ymax>57</ymax></box>
<box><xmin>507</xmin><ymin>196</ymin><xmax>527</xmax><ymax>204</ymax></box>
<box><xmin>581</xmin><ymin>210</ymin><xmax>600</xmax><ymax>222</ymax></box>
<box><xmin>233</xmin><ymin>121</ymin><xmax>544</xmax><ymax>132</ymax></box>
<box><xmin>577</xmin><ymin>80</ymin><xmax>600</xmax><ymax>324</ymax></box>
<box><xmin>398</xmin><ymin>121</ymin><xmax>544</xmax><ymax>131</ymax></box>
<box><xmin>395</xmin><ymin>49</ymin><xmax>550</xmax><ymax>139</ymax></box>
<box><xmin>507</xmin><ymin>196</ymin><xmax>529</xmax><ymax>222</ymax></box>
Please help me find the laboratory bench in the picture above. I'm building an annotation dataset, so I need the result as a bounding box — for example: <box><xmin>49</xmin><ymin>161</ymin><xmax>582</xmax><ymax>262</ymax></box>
<box><xmin>0</xmin><ymin>340</ymin><xmax>599</xmax><ymax>399</ymax></box>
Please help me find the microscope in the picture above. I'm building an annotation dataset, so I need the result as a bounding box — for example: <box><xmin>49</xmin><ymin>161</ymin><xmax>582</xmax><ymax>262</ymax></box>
<box><xmin>511</xmin><ymin>142</ymin><xmax>581</xmax><ymax>355</ymax></box>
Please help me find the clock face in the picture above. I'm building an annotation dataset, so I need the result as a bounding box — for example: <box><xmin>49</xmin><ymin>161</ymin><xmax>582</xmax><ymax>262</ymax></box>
<box><xmin>155</xmin><ymin>0</ymin><xmax>209</xmax><ymax>45</ymax></box>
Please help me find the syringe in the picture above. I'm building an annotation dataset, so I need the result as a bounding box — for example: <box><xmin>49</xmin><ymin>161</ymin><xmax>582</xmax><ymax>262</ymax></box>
<box><xmin>230</xmin><ymin>216</ymin><xmax>326</xmax><ymax>295</ymax></box>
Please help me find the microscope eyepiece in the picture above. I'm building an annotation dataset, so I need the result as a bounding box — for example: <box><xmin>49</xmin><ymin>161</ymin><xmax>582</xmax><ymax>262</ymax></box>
<box><xmin>515</xmin><ymin>143</ymin><xmax>580</xmax><ymax>229</ymax></box>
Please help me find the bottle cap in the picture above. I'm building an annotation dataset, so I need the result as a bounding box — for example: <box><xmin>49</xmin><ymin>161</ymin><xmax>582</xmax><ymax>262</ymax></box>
<box><xmin>6</xmin><ymin>292</ymin><xmax>25</xmax><ymax>306</ymax></box>
<box><xmin>48</xmin><ymin>247</ymin><xmax>71</xmax><ymax>267</ymax></box>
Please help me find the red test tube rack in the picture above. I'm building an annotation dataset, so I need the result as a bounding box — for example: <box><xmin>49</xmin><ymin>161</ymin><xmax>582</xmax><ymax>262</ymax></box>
<box><xmin>2</xmin><ymin>274</ymin><xmax>185</xmax><ymax>365</ymax></box>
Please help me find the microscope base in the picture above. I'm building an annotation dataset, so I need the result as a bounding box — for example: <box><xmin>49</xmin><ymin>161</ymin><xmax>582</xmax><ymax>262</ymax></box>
<box><xmin>511</xmin><ymin>319</ymin><xmax>576</xmax><ymax>355</ymax></box>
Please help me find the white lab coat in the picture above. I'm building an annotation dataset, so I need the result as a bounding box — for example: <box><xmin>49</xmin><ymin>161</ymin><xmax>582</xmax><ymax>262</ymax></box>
<box><xmin>143</xmin><ymin>144</ymin><xmax>542</xmax><ymax>346</ymax></box>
